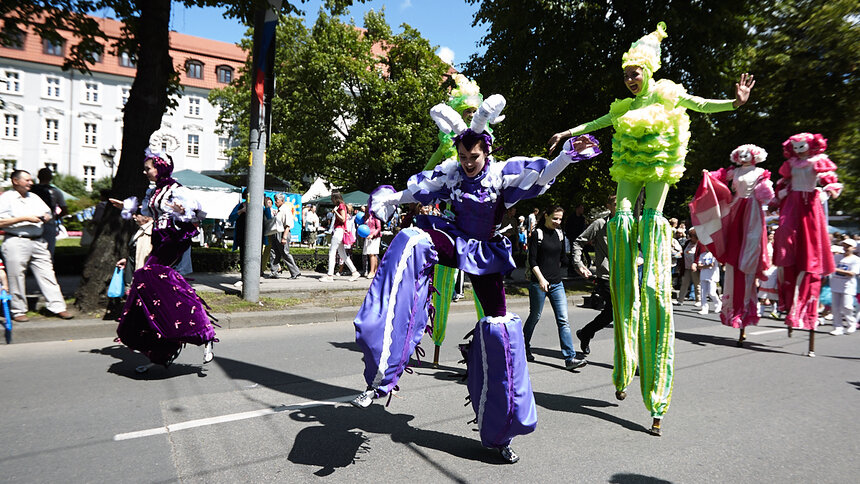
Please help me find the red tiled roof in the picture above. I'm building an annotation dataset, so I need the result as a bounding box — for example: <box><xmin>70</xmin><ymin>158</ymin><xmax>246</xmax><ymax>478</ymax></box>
<box><xmin>0</xmin><ymin>14</ymin><xmax>247</xmax><ymax>90</ymax></box>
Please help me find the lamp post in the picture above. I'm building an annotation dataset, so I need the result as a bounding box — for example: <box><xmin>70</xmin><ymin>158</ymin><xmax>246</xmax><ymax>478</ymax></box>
<box><xmin>101</xmin><ymin>146</ymin><xmax>117</xmax><ymax>178</ymax></box>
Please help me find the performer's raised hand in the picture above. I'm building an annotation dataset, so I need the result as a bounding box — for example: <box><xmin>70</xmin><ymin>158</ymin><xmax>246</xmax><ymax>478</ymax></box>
<box><xmin>733</xmin><ymin>73</ymin><xmax>755</xmax><ymax>108</ymax></box>
<box><xmin>547</xmin><ymin>131</ymin><xmax>570</xmax><ymax>154</ymax></box>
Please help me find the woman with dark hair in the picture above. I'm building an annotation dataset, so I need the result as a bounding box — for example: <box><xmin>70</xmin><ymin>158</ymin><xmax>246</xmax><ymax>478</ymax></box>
<box><xmin>523</xmin><ymin>205</ymin><xmax>586</xmax><ymax>370</ymax></box>
<box><xmin>110</xmin><ymin>148</ymin><xmax>216</xmax><ymax>373</ymax></box>
<box><xmin>321</xmin><ymin>191</ymin><xmax>360</xmax><ymax>282</ymax></box>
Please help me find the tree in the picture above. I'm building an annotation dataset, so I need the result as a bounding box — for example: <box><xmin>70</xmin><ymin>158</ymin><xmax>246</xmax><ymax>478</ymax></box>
<box><xmin>463</xmin><ymin>0</ymin><xmax>765</xmax><ymax>218</ymax></box>
<box><xmin>3</xmin><ymin>0</ymin><xmax>360</xmax><ymax>310</ymax></box>
<box><xmin>209</xmin><ymin>8</ymin><xmax>450</xmax><ymax>193</ymax></box>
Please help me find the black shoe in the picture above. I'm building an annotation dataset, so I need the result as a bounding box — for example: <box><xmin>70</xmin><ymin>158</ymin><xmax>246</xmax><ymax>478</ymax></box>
<box><xmin>290</xmin><ymin>274</ymin><xmax>301</xmax><ymax>279</ymax></box>
<box><xmin>576</xmin><ymin>329</ymin><xmax>591</xmax><ymax>356</ymax></box>
<box><xmin>525</xmin><ymin>348</ymin><xmax>535</xmax><ymax>362</ymax></box>
<box><xmin>565</xmin><ymin>357</ymin><xmax>587</xmax><ymax>371</ymax></box>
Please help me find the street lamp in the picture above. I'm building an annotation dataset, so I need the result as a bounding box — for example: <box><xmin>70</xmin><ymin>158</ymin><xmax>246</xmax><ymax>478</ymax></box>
<box><xmin>101</xmin><ymin>146</ymin><xmax>117</xmax><ymax>177</ymax></box>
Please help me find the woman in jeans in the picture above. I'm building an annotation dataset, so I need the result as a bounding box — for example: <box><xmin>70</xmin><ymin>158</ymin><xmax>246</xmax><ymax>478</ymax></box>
<box><xmin>321</xmin><ymin>191</ymin><xmax>359</xmax><ymax>282</ymax></box>
<box><xmin>523</xmin><ymin>205</ymin><xmax>586</xmax><ymax>370</ymax></box>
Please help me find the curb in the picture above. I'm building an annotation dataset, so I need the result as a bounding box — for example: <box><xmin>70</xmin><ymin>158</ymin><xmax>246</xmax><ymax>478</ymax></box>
<box><xmin>3</xmin><ymin>294</ymin><xmax>588</xmax><ymax>345</ymax></box>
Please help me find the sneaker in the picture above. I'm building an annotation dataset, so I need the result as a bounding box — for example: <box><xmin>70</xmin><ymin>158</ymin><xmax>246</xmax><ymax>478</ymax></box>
<box><xmin>824</xmin><ymin>314</ymin><xmax>834</xmax><ymax>321</ymax></box>
<box><xmin>714</xmin><ymin>304</ymin><xmax>722</xmax><ymax>314</ymax></box>
<box><xmin>576</xmin><ymin>329</ymin><xmax>591</xmax><ymax>356</ymax></box>
<box><xmin>320</xmin><ymin>275</ymin><xmax>334</xmax><ymax>282</ymax></box>
<box><xmin>847</xmin><ymin>324</ymin><xmax>857</xmax><ymax>334</ymax></box>
<box><xmin>349</xmin><ymin>272</ymin><xmax>361</xmax><ymax>282</ymax></box>
<box><xmin>203</xmin><ymin>341</ymin><xmax>214</xmax><ymax>364</ymax></box>
<box><xmin>769</xmin><ymin>310</ymin><xmax>779</xmax><ymax>319</ymax></box>
<box><xmin>452</xmin><ymin>294</ymin><xmax>464</xmax><ymax>302</ymax></box>
<box><xmin>351</xmin><ymin>389</ymin><xmax>374</xmax><ymax>408</ymax></box>
<box><xmin>829</xmin><ymin>327</ymin><xmax>845</xmax><ymax>336</ymax></box>
<box><xmin>693</xmin><ymin>301</ymin><xmax>702</xmax><ymax>308</ymax></box>
<box><xmin>565</xmin><ymin>357</ymin><xmax>587</xmax><ymax>370</ymax></box>
<box><xmin>499</xmin><ymin>445</ymin><xmax>520</xmax><ymax>464</ymax></box>
<box><xmin>698</xmin><ymin>306</ymin><xmax>709</xmax><ymax>315</ymax></box>
<box><xmin>268</xmin><ymin>272</ymin><xmax>279</xmax><ymax>279</ymax></box>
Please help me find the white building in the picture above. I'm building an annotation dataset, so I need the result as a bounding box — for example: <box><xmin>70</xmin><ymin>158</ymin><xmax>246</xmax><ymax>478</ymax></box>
<box><xmin>0</xmin><ymin>15</ymin><xmax>245</xmax><ymax>190</ymax></box>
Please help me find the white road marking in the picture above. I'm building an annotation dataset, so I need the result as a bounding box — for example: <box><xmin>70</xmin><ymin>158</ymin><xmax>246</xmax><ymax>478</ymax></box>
<box><xmin>113</xmin><ymin>394</ymin><xmax>356</xmax><ymax>441</ymax></box>
<box><xmin>748</xmin><ymin>328</ymin><xmax>787</xmax><ymax>336</ymax></box>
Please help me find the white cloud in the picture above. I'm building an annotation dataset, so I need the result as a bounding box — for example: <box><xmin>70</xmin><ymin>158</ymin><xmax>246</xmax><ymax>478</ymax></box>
<box><xmin>400</xmin><ymin>0</ymin><xmax>412</xmax><ymax>10</ymax></box>
<box><xmin>436</xmin><ymin>46</ymin><xmax>455</xmax><ymax>65</ymax></box>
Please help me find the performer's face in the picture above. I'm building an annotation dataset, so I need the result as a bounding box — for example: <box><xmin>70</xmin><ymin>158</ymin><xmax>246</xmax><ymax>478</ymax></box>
<box><xmin>458</xmin><ymin>142</ymin><xmax>487</xmax><ymax>178</ymax></box>
<box><xmin>462</xmin><ymin>107</ymin><xmax>478</xmax><ymax>123</ymax></box>
<box><xmin>143</xmin><ymin>159</ymin><xmax>158</xmax><ymax>182</ymax></box>
<box><xmin>623</xmin><ymin>66</ymin><xmax>644</xmax><ymax>95</ymax></box>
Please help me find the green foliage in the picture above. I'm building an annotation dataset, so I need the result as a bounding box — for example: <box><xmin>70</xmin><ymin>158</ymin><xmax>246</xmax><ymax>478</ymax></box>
<box><xmin>464</xmin><ymin>0</ymin><xmax>858</xmax><ymax>219</ymax></box>
<box><xmin>210</xmin><ymin>8</ymin><xmax>449</xmax><ymax>192</ymax></box>
<box><xmin>53</xmin><ymin>172</ymin><xmax>88</xmax><ymax>198</ymax></box>
<box><xmin>92</xmin><ymin>176</ymin><xmax>113</xmax><ymax>195</ymax></box>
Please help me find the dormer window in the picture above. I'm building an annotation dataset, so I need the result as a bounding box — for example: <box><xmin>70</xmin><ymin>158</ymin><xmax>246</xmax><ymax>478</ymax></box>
<box><xmin>216</xmin><ymin>65</ymin><xmax>233</xmax><ymax>84</ymax></box>
<box><xmin>186</xmin><ymin>60</ymin><xmax>203</xmax><ymax>79</ymax></box>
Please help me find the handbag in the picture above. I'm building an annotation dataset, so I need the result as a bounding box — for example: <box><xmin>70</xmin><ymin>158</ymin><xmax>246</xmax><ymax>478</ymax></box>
<box><xmin>107</xmin><ymin>267</ymin><xmax>125</xmax><ymax>298</ymax></box>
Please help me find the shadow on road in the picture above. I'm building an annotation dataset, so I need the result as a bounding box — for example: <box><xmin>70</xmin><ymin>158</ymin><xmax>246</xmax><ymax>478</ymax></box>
<box><xmin>533</xmin><ymin>391</ymin><xmax>648</xmax><ymax>434</ymax></box>
<box><xmin>212</xmin><ymin>356</ymin><xmax>499</xmax><ymax>477</ymax></box>
<box><xmin>609</xmin><ymin>473</ymin><xmax>674</xmax><ymax>484</ymax></box>
<box><xmin>674</xmin><ymin>330</ymin><xmax>791</xmax><ymax>355</ymax></box>
<box><xmin>87</xmin><ymin>344</ymin><xmax>207</xmax><ymax>379</ymax></box>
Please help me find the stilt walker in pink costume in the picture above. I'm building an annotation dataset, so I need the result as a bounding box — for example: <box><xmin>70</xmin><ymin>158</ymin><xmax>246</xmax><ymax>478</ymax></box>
<box><xmin>693</xmin><ymin>145</ymin><xmax>774</xmax><ymax>347</ymax></box>
<box><xmin>771</xmin><ymin>133</ymin><xmax>841</xmax><ymax>356</ymax></box>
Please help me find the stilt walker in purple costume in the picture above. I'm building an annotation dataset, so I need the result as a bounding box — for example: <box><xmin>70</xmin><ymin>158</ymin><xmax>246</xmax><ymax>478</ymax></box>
<box><xmin>111</xmin><ymin>142</ymin><xmax>217</xmax><ymax>373</ymax></box>
<box><xmin>351</xmin><ymin>94</ymin><xmax>601</xmax><ymax>463</ymax></box>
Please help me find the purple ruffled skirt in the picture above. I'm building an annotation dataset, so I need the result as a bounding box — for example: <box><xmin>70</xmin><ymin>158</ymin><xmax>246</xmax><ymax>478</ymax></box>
<box><xmin>416</xmin><ymin>215</ymin><xmax>515</xmax><ymax>276</ymax></box>
<box><xmin>117</xmin><ymin>263</ymin><xmax>216</xmax><ymax>366</ymax></box>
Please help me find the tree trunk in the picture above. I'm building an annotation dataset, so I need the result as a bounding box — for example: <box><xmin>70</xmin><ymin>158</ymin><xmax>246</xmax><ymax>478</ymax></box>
<box><xmin>73</xmin><ymin>0</ymin><xmax>174</xmax><ymax>311</ymax></box>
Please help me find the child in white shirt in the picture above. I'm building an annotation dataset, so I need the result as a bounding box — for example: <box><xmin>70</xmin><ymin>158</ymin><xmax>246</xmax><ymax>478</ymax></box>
<box><xmin>697</xmin><ymin>248</ymin><xmax>722</xmax><ymax>315</ymax></box>
<box><xmin>829</xmin><ymin>239</ymin><xmax>859</xmax><ymax>335</ymax></box>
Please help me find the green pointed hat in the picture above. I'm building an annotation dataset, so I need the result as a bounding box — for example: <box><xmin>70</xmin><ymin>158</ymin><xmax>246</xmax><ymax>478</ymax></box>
<box><xmin>622</xmin><ymin>22</ymin><xmax>668</xmax><ymax>73</ymax></box>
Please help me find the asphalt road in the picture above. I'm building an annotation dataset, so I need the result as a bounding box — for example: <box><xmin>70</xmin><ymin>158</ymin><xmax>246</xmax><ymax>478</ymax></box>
<box><xmin>1</xmin><ymin>303</ymin><xmax>858</xmax><ymax>483</ymax></box>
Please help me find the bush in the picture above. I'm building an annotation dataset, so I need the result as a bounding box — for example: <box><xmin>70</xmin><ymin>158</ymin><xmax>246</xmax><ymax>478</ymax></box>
<box><xmin>191</xmin><ymin>247</ymin><xmax>240</xmax><ymax>272</ymax></box>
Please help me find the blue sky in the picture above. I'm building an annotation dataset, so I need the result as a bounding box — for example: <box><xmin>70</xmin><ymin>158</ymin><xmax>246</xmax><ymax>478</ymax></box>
<box><xmin>168</xmin><ymin>0</ymin><xmax>486</xmax><ymax>69</ymax></box>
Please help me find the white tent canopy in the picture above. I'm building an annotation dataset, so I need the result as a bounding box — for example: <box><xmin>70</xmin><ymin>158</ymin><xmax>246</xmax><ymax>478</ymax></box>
<box><xmin>301</xmin><ymin>177</ymin><xmax>332</xmax><ymax>203</ymax></box>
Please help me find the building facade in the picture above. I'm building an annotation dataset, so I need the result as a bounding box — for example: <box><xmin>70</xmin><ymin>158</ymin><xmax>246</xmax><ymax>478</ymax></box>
<box><xmin>0</xmin><ymin>15</ymin><xmax>245</xmax><ymax>190</ymax></box>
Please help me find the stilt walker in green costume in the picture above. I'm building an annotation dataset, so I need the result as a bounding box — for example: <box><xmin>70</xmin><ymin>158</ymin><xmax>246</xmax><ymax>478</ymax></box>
<box><xmin>548</xmin><ymin>22</ymin><xmax>755</xmax><ymax>436</ymax></box>
<box><xmin>425</xmin><ymin>74</ymin><xmax>487</xmax><ymax>366</ymax></box>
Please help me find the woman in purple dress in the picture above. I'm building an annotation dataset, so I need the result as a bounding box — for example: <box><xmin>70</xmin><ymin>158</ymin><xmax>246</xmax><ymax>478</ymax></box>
<box><xmin>351</xmin><ymin>94</ymin><xmax>600</xmax><ymax>463</ymax></box>
<box><xmin>111</xmin><ymin>148</ymin><xmax>216</xmax><ymax>373</ymax></box>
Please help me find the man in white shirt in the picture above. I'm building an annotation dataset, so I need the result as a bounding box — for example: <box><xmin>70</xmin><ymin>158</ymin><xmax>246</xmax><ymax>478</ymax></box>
<box><xmin>0</xmin><ymin>170</ymin><xmax>73</xmax><ymax>321</ymax></box>
<box><xmin>268</xmin><ymin>193</ymin><xmax>301</xmax><ymax>279</ymax></box>
<box><xmin>304</xmin><ymin>205</ymin><xmax>320</xmax><ymax>248</ymax></box>
<box><xmin>829</xmin><ymin>239</ymin><xmax>859</xmax><ymax>335</ymax></box>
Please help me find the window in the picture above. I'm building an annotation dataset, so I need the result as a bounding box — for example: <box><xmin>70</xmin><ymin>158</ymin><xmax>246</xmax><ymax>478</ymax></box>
<box><xmin>187</xmin><ymin>134</ymin><xmax>199</xmax><ymax>156</ymax></box>
<box><xmin>4</xmin><ymin>114</ymin><xmax>19</xmax><ymax>138</ymax></box>
<box><xmin>1</xmin><ymin>70</ymin><xmax>21</xmax><ymax>94</ymax></box>
<box><xmin>83</xmin><ymin>165</ymin><xmax>96</xmax><ymax>191</ymax></box>
<box><xmin>42</xmin><ymin>38</ymin><xmax>65</xmax><ymax>56</ymax></box>
<box><xmin>216</xmin><ymin>66</ymin><xmax>233</xmax><ymax>84</ymax></box>
<box><xmin>3</xmin><ymin>160</ymin><xmax>16</xmax><ymax>181</ymax></box>
<box><xmin>218</xmin><ymin>137</ymin><xmax>230</xmax><ymax>158</ymax></box>
<box><xmin>83</xmin><ymin>122</ymin><xmax>97</xmax><ymax>146</ymax></box>
<box><xmin>88</xmin><ymin>46</ymin><xmax>103</xmax><ymax>64</ymax></box>
<box><xmin>119</xmin><ymin>51</ymin><xmax>136</xmax><ymax>68</ymax></box>
<box><xmin>120</xmin><ymin>86</ymin><xmax>130</xmax><ymax>106</ymax></box>
<box><xmin>1</xmin><ymin>30</ymin><xmax>25</xmax><ymax>49</ymax></box>
<box><xmin>187</xmin><ymin>97</ymin><xmax>201</xmax><ymax>117</ymax></box>
<box><xmin>84</xmin><ymin>82</ymin><xmax>99</xmax><ymax>103</ymax></box>
<box><xmin>45</xmin><ymin>76</ymin><xmax>61</xmax><ymax>98</ymax></box>
<box><xmin>185</xmin><ymin>60</ymin><xmax>203</xmax><ymax>79</ymax></box>
<box><xmin>45</xmin><ymin>162</ymin><xmax>58</xmax><ymax>173</ymax></box>
<box><xmin>45</xmin><ymin>119</ymin><xmax>59</xmax><ymax>143</ymax></box>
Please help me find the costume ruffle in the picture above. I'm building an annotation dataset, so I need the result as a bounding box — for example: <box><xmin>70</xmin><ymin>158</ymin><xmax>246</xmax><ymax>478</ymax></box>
<box><xmin>608</xmin><ymin>80</ymin><xmax>691</xmax><ymax>185</ymax></box>
<box><xmin>416</xmin><ymin>215</ymin><xmax>516</xmax><ymax>275</ymax></box>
